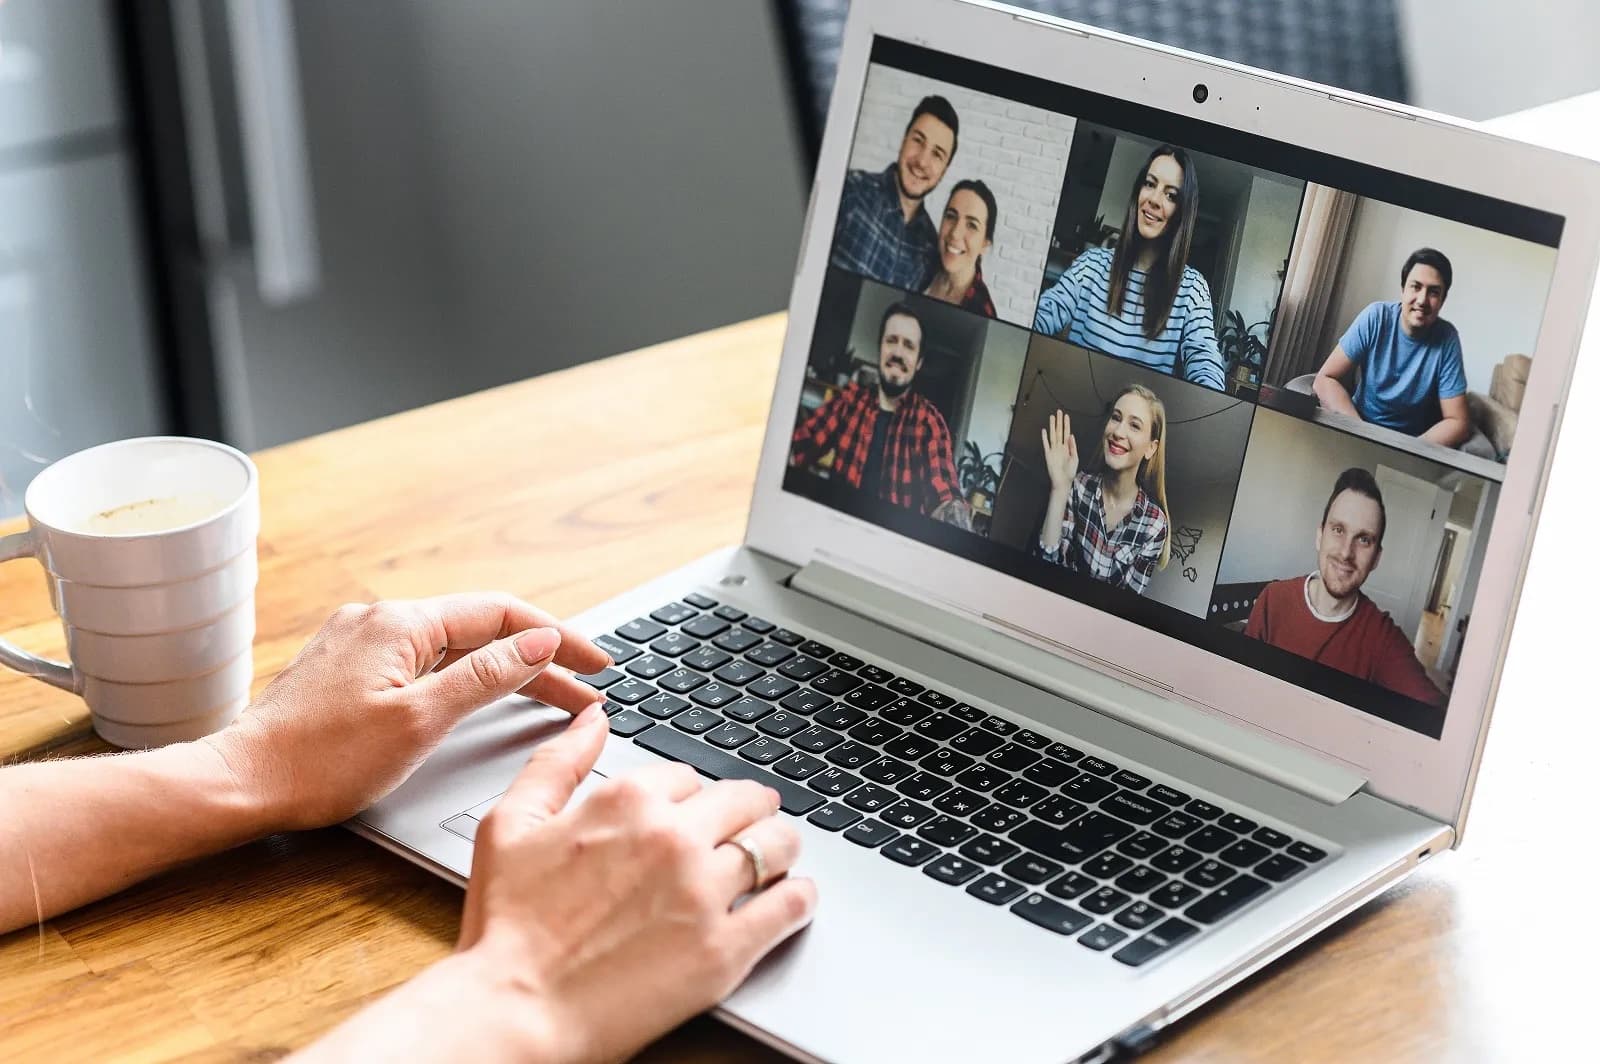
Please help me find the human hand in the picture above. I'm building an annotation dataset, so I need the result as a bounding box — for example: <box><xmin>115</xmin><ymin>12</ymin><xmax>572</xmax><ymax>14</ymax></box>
<box><xmin>205</xmin><ymin>592</ymin><xmax>609</xmax><ymax>832</ymax></box>
<box><xmin>457</xmin><ymin>705</ymin><xmax>817</xmax><ymax>1064</ymax></box>
<box><xmin>1041</xmin><ymin>408</ymin><xmax>1079</xmax><ymax>491</ymax></box>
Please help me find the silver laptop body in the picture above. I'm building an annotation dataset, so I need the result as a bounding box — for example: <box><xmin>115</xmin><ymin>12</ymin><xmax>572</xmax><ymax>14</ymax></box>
<box><xmin>356</xmin><ymin>3</ymin><xmax>1600</xmax><ymax>1061</ymax></box>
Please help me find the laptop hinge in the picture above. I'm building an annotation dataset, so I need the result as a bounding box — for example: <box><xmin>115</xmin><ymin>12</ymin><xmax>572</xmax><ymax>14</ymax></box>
<box><xmin>790</xmin><ymin>558</ymin><xmax>1367</xmax><ymax>806</ymax></box>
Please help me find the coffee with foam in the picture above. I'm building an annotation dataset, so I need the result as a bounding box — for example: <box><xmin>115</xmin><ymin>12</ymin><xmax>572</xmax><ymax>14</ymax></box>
<box><xmin>83</xmin><ymin>494</ymin><xmax>229</xmax><ymax>535</ymax></box>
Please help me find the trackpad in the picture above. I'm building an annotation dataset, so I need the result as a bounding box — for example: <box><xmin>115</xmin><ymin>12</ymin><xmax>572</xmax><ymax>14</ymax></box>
<box><xmin>455</xmin><ymin>769</ymin><xmax>610</xmax><ymax>827</ymax></box>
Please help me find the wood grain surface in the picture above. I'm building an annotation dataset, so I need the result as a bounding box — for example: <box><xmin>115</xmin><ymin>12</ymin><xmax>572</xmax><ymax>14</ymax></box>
<box><xmin>4</xmin><ymin>98</ymin><xmax>1599</xmax><ymax>1057</ymax></box>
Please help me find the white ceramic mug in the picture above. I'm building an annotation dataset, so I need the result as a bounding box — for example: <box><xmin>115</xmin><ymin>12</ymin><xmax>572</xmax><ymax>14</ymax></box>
<box><xmin>0</xmin><ymin>437</ymin><xmax>260</xmax><ymax>748</ymax></box>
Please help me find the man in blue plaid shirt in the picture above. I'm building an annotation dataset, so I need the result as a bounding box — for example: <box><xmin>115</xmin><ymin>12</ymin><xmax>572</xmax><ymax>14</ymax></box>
<box><xmin>830</xmin><ymin>95</ymin><xmax>960</xmax><ymax>292</ymax></box>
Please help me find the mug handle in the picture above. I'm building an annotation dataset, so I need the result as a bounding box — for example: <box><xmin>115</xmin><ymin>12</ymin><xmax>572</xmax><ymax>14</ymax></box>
<box><xmin>0</xmin><ymin>529</ymin><xmax>79</xmax><ymax>692</ymax></box>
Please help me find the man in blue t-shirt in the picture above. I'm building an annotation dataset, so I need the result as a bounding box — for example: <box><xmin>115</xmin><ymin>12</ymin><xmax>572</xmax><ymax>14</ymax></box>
<box><xmin>1313</xmin><ymin>248</ymin><xmax>1471</xmax><ymax>445</ymax></box>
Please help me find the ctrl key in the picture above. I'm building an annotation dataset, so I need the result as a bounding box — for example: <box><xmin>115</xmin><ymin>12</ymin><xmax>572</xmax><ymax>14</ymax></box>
<box><xmin>1113</xmin><ymin>917</ymin><xmax>1199</xmax><ymax>967</ymax></box>
<box><xmin>1011</xmin><ymin>893</ymin><xmax>1091</xmax><ymax>936</ymax></box>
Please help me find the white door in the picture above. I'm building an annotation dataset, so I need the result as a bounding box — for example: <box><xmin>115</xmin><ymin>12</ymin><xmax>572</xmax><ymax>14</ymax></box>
<box><xmin>1365</xmin><ymin>465</ymin><xmax>1452</xmax><ymax>642</ymax></box>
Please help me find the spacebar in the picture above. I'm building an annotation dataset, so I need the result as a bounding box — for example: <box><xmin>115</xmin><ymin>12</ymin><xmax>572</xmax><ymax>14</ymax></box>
<box><xmin>633</xmin><ymin>729</ymin><xmax>826</xmax><ymax>815</ymax></box>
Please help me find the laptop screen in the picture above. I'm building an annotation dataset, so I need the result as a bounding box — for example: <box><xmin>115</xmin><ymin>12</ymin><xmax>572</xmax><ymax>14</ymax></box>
<box><xmin>782</xmin><ymin>39</ymin><xmax>1565</xmax><ymax>739</ymax></box>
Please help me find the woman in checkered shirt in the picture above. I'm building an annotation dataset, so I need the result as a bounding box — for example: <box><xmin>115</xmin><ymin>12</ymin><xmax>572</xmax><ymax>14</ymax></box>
<box><xmin>1035</xmin><ymin>384</ymin><xmax>1172</xmax><ymax>595</ymax></box>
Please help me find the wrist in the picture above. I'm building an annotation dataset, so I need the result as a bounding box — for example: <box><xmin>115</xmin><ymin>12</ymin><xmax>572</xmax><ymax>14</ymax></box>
<box><xmin>195</xmin><ymin>711</ymin><xmax>292</xmax><ymax>836</ymax></box>
<box><xmin>446</xmin><ymin>940</ymin><xmax>568</xmax><ymax>1061</ymax></box>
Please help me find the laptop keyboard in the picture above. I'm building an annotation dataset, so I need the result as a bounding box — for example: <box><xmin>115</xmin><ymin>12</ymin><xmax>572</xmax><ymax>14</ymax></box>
<box><xmin>573</xmin><ymin>593</ymin><xmax>1331</xmax><ymax>968</ymax></box>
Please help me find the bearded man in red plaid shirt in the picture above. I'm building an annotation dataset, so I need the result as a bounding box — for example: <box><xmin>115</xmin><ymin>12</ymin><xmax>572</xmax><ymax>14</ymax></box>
<box><xmin>790</xmin><ymin>302</ymin><xmax>965</xmax><ymax>521</ymax></box>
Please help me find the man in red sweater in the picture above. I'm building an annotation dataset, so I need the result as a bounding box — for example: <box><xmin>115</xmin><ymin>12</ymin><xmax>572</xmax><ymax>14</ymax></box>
<box><xmin>1245</xmin><ymin>467</ymin><xmax>1445</xmax><ymax>708</ymax></box>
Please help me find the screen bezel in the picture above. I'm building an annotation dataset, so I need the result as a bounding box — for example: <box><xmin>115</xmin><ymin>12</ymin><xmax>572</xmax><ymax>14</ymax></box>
<box><xmin>746</xmin><ymin>0</ymin><xmax>1600</xmax><ymax>826</ymax></box>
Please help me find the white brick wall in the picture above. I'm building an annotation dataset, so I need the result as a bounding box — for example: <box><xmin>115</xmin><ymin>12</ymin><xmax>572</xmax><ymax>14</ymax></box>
<box><xmin>845</xmin><ymin>66</ymin><xmax>1072</xmax><ymax>327</ymax></box>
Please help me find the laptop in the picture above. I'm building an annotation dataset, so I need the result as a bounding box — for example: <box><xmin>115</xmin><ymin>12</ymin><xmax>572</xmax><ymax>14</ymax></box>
<box><xmin>353</xmin><ymin>2</ymin><xmax>1600</xmax><ymax>1060</ymax></box>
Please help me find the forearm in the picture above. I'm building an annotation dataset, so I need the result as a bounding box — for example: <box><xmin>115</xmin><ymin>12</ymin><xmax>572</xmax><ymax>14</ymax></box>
<box><xmin>290</xmin><ymin>947</ymin><xmax>557</xmax><ymax>1064</ymax></box>
<box><xmin>1039</xmin><ymin>489</ymin><xmax>1072</xmax><ymax>553</ymax></box>
<box><xmin>0</xmin><ymin>740</ymin><xmax>267</xmax><ymax>932</ymax></box>
<box><xmin>1313</xmin><ymin>375</ymin><xmax>1361</xmax><ymax>417</ymax></box>
<box><xmin>1421</xmin><ymin>415</ymin><xmax>1471</xmax><ymax>447</ymax></box>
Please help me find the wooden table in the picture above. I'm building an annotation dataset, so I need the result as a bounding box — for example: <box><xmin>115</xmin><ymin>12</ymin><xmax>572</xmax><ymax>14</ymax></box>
<box><xmin>4</xmin><ymin>93</ymin><xmax>1599</xmax><ymax>1060</ymax></box>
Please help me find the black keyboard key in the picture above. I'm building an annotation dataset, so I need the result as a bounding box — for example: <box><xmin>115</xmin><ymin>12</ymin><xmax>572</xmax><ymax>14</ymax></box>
<box><xmin>713</xmin><ymin>604</ymin><xmax>746</xmax><ymax>622</ymax></box>
<box><xmin>1117</xmin><ymin>831</ymin><xmax>1166</xmax><ymax>859</ymax></box>
<box><xmin>1078</xmin><ymin>756</ymin><xmax>1117</xmax><ymax>776</ymax></box>
<box><xmin>637</xmin><ymin>692</ymin><xmax>690</xmax><ymax>720</ymax></box>
<box><xmin>808</xmin><ymin>767</ymin><xmax>863</xmax><ymax>797</ymax></box>
<box><xmin>950</xmin><ymin>729</ymin><xmax>1004</xmax><ymax>756</ymax></box>
<box><xmin>967</xmin><ymin>873</ymin><xmax>1027</xmax><ymax>905</ymax></box>
<box><xmin>594</xmin><ymin>634</ymin><xmax>641</xmax><ymax>663</ymax></box>
<box><xmin>1252</xmin><ymin>826</ymin><xmax>1292</xmax><ymax>848</ymax></box>
<box><xmin>1187</xmin><ymin>826</ymin><xmax>1237</xmax><ymax>854</ymax></box>
<box><xmin>881</xmin><ymin>733</ymin><xmax>936</xmax><ymax>762</ymax></box>
<box><xmin>738</xmin><ymin>737</ymin><xmax>791</xmax><ymax>764</ymax></box>
<box><xmin>811</xmin><ymin>670</ymin><xmax>863</xmax><ymax>696</ymax></box>
<box><xmin>971</xmin><ymin>806</ymin><xmax>1027</xmax><ymax>834</ymax></box>
<box><xmin>607</xmin><ymin>709</ymin><xmax>655</xmax><ymax>737</ymax></box>
<box><xmin>690</xmin><ymin>683</ymin><xmax>741</xmax><ymax>709</ymax></box>
<box><xmin>617</xmin><ymin>618</ymin><xmax>667</xmax><ymax>643</ymax></box>
<box><xmin>1013</xmin><ymin>729</ymin><xmax>1050</xmax><ymax>750</ymax></box>
<box><xmin>1153</xmin><ymin>811</ymin><xmax>1203</xmax><ymax>839</ymax></box>
<box><xmin>741</xmin><ymin>616</ymin><xmax>776</xmax><ymax>634</ymax></box>
<box><xmin>713</xmin><ymin>629</ymin><xmax>762</xmax><ymax>654</ymax></box>
<box><xmin>920</xmin><ymin>747</ymin><xmax>975</xmax><ymax>777</ymax></box>
<box><xmin>1031</xmin><ymin>795</ymin><xmax>1087</xmax><ymax>826</ymax></box>
<box><xmin>882</xmin><ymin>800</ymin><xmax>935</xmax><ymax>830</ymax></box>
<box><xmin>778</xmin><ymin>687</ymin><xmax>829</xmax><ymax>713</ymax></box>
<box><xmin>897</xmin><ymin>772</ymin><xmax>953</xmax><ymax>803</ymax></box>
<box><xmin>681</xmin><ymin>614</ymin><xmax>730</xmax><ymax>640</ymax></box>
<box><xmin>945</xmin><ymin>703</ymin><xmax>984</xmax><ymax>724</ymax></box>
<box><xmin>649</xmin><ymin>602</ymin><xmax>697</xmax><ymax>626</ymax></box>
<box><xmin>986</xmin><ymin>743</ymin><xmax>1041</xmax><ymax>771</ymax></box>
<box><xmin>634</xmin><ymin>727</ymin><xmax>823</xmax><ymax>814</ymax></box>
<box><xmin>798</xmin><ymin>640</ymin><xmax>835</xmax><ymax>660</ymax></box>
<box><xmin>844</xmin><ymin>783</ymin><xmax>898</xmax><ymax>813</ymax></box>
<box><xmin>1102</xmin><ymin>791</ymin><xmax>1170</xmax><ymax>825</ymax></box>
<box><xmin>625</xmin><ymin>654</ymin><xmax>675</xmax><ymax>680</ymax></box>
<box><xmin>672</xmin><ymin>708</ymin><xmax>723</xmax><ymax>734</ymax></box>
<box><xmin>705</xmin><ymin>722</ymin><xmax>757</xmax><ymax>749</ymax></box>
<box><xmin>1046</xmin><ymin>871</ymin><xmax>1096</xmax><ymax>900</ymax></box>
<box><xmin>1011</xmin><ymin>812</ymin><xmax>1134</xmax><ymax>864</ymax></box>
<box><xmin>1022</xmin><ymin>758</ymin><xmax>1074</xmax><ymax>788</ymax></box>
<box><xmin>773</xmin><ymin>752</ymin><xmax>827</xmax><ymax>780</ymax></box>
<box><xmin>861</xmin><ymin>756</ymin><xmax>915</xmax><ymax>786</ymax></box>
<box><xmin>1012</xmin><ymin>893</ymin><xmax>1091</xmax><ymax>936</ymax></box>
<box><xmin>858</xmin><ymin>664</ymin><xmax>894</xmax><ymax>685</ymax></box>
<box><xmin>649</xmin><ymin>632</ymin><xmax>700</xmax><ymax>658</ymax></box>
<box><xmin>608</xmin><ymin>679</ymin><xmax>658</xmax><ymax>706</ymax></box>
<box><xmin>824</xmin><ymin>741</ymin><xmax>878</xmax><ymax>770</ymax></box>
<box><xmin>723</xmin><ymin>696</ymin><xmax>775</xmax><ymax>723</ymax></box>
<box><xmin>958</xmin><ymin>833</ymin><xmax>1020</xmax><ymax>865</ymax></box>
<box><xmin>1063</xmin><ymin>774</ymin><xmax>1117</xmax><ymax>803</ymax></box>
<box><xmin>919</xmin><ymin>815</ymin><xmax>976</xmax><ymax>847</ymax></box>
<box><xmin>842</xmin><ymin>684</ymin><xmax>895</xmax><ymax>713</ymax></box>
<box><xmin>1149</xmin><ymin>881</ymin><xmax>1201</xmax><ymax>909</ymax></box>
<box><xmin>791</xmin><ymin>725</ymin><xmax>844</xmax><ymax>754</ymax></box>
<box><xmin>1151</xmin><ymin>845</ymin><xmax>1202</xmax><ymax>874</ymax></box>
<box><xmin>993</xmin><ymin>779</ymin><xmax>1049</xmax><ymax>809</ymax></box>
<box><xmin>1185</xmin><ymin>798</ymin><xmax>1223</xmax><ymax>820</ymax></box>
<box><xmin>770</xmin><ymin>628</ymin><xmax>805</xmax><ymax>646</ymax></box>
<box><xmin>914</xmin><ymin>713</ymin><xmax>966</xmax><ymax>742</ymax></box>
<box><xmin>813</xmin><ymin>704</ymin><xmax>867</xmax><ymax>730</ymax></box>
<box><xmin>1078</xmin><ymin>924</ymin><xmax>1129</xmax><ymax>951</ymax></box>
<box><xmin>1114</xmin><ymin>865</ymin><xmax>1166</xmax><ymax>894</ymax></box>
<box><xmin>1218</xmin><ymin>839</ymin><xmax>1271</xmax><ymax>868</ymax></box>
<box><xmin>979</xmin><ymin>715</ymin><xmax>1017</xmax><ymax>735</ymax></box>
<box><xmin>847</xmin><ymin>717</ymin><xmax>902</xmax><ymax>746</ymax></box>
<box><xmin>712</xmin><ymin>660</ymin><xmax>764</xmax><ymax>686</ymax></box>
<box><xmin>918</xmin><ymin>690</ymin><xmax>955</xmax><ymax>709</ymax></box>
<box><xmin>807</xmin><ymin>802</ymin><xmax>862</xmax><ymax>832</ymax></box>
<box><xmin>1047</xmin><ymin>742</ymin><xmax>1084</xmax><ymax>763</ymax></box>
<box><xmin>931</xmin><ymin>786</ymin><xmax>989</xmax><ymax>818</ymax></box>
<box><xmin>1184</xmin><ymin>860</ymin><xmax>1234</xmax><ymax>889</ymax></box>
<box><xmin>756</xmin><ymin>711</ymin><xmax>809</xmax><ymax>738</ymax></box>
<box><xmin>1112</xmin><ymin>917</ymin><xmax>1199</xmax><ymax>967</ymax></box>
<box><xmin>1185</xmin><ymin>875</ymin><xmax>1269</xmax><ymax>924</ymax></box>
<box><xmin>683</xmin><ymin>592</ymin><xmax>718</xmax><ymax>610</ymax></box>
<box><xmin>746</xmin><ymin>642</ymin><xmax>796</xmax><ymax>667</ymax></box>
<box><xmin>844</xmin><ymin>820</ymin><xmax>898</xmax><ymax>848</ymax></box>
<box><xmin>828</xmin><ymin>651</ymin><xmax>865</xmax><ymax>671</ymax></box>
<box><xmin>580</xmin><ymin>667</ymin><xmax>624</xmax><ymax>689</ymax></box>
<box><xmin>1287</xmin><ymin>841</ymin><xmax>1328</xmax><ymax>863</ymax></box>
<box><xmin>657</xmin><ymin>669</ymin><xmax>709</xmax><ymax>694</ymax></box>
<box><xmin>1111</xmin><ymin>770</ymin><xmax>1151</xmax><ymax>790</ymax></box>
<box><xmin>923</xmin><ymin>854</ymin><xmax>983</xmax><ymax>886</ymax></box>
<box><xmin>881</xmin><ymin>697</ymin><xmax>933</xmax><ymax>726</ymax></box>
<box><xmin>1002</xmin><ymin>853</ymin><xmax>1064</xmax><ymax>885</ymax></box>
<box><xmin>777</xmin><ymin>655</ymin><xmax>827</xmax><ymax>682</ymax></box>
<box><xmin>886</xmin><ymin>676</ymin><xmax>926</xmax><ymax>697</ymax></box>
<box><xmin>1081</xmin><ymin>887</ymin><xmax>1131</xmax><ymax>915</ymax></box>
<box><xmin>1219</xmin><ymin>813</ymin><xmax>1259</xmax><ymax>834</ymax></box>
<box><xmin>668</xmin><ymin>643</ymin><xmax>723</xmax><ymax>674</ymax></box>
<box><xmin>1081</xmin><ymin>852</ymin><xmax>1133</xmax><ymax>880</ymax></box>
<box><xmin>1149</xmin><ymin>784</ymin><xmax>1190</xmax><ymax>806</ymax></box>
<box><xmin>882</xmin><ymin>836</ymin><xmax>937</xmax><ymax>866</ymax></box>
<box><xmin>954</xmin><ymin>764</ymin><xmax>1007</xmax><ymax>792</ymax></box>
<box><xmin>1256</xmin><ymin>854</ymin><xmax>1308</xmax><ymax>882</ymax></box>
<box><xmin>1114</xmin><ymin>901</ymin><xmax>1165</xmax><ymax>930</ymax></box>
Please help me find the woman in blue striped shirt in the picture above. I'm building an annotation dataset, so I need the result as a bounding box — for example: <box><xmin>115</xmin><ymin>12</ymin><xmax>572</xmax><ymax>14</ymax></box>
<box><xmin>1033</xmin><ymin>145</ymin><xmax>1226</xmax><ymax>392</ymax></box>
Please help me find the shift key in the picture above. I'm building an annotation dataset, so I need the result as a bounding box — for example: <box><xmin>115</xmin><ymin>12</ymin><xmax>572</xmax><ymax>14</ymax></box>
<box><xmin>635</xmin><ymin>727</ymin><xmax>825</xmax><ymax>814</ymax></box>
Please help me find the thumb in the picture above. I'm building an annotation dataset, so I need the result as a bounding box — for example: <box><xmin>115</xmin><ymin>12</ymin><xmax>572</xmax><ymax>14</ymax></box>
<box><xmin>419</xmin><ymin>626</ymin><xmax>563</xmax><ymax>725</ymax></box>
<box><xmin>502</xmin><ymin>702</ymin><xmax>609</xmax><ymax>819</ymax></box>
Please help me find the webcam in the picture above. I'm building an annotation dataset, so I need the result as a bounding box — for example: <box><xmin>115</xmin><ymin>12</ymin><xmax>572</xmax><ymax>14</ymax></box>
<box><xmin>1192</xmin><ymin>83</ymin><xmax>1209</xmax><ymax>104</ymax></box>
